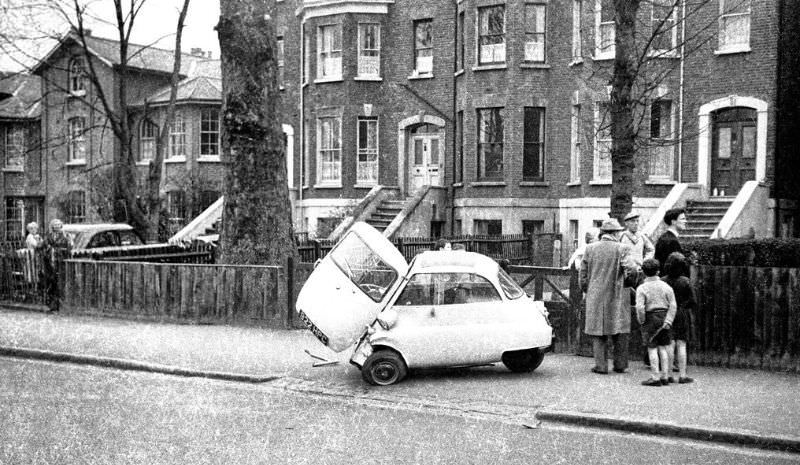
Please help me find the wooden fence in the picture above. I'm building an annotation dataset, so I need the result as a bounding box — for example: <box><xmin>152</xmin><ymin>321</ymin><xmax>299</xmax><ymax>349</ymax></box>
<box><xmin>691</xmin><ymin>265</ymin><xmax>800</xmax><ymax>371</ymax></box>
<box><xmin>63</xmin><ymin>259</ymin><xmax>289</xmax><ymax>327</ymax></box>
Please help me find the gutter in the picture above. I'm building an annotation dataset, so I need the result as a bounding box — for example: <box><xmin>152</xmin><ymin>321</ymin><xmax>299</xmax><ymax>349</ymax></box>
<box><xmin>677</xmin><ymin>0</ymin><xmax>686</xmax><ymax>183</ymax></box>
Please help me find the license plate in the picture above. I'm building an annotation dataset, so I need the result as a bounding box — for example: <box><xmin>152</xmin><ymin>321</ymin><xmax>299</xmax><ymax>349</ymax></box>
<box><xmin>298</xmin><ymin>310</ymin><xmax>329</xmax><ymax>346</ymax></box>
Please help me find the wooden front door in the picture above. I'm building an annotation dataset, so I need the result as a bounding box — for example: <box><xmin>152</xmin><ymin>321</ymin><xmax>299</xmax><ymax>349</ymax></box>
<box><xmin>711</xmin><ymin>107</ymin><xmax>757</xmax><ymax>196</ymax></box>
<box><xmin>410</xmin><ymin>135</ymin><xmax>442</xmax><ymax>192</ymax></box>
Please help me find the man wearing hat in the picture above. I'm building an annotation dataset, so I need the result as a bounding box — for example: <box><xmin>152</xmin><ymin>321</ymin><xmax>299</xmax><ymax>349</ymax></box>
<box><xmin>621</xmin><ymin>212</ymin><xmax>654</xmax><ymax>270</ymax></box>
<box><xmin>580</xmin><ymin>218</ymin><xmax>636</xmax><ymax>374</ymax></box>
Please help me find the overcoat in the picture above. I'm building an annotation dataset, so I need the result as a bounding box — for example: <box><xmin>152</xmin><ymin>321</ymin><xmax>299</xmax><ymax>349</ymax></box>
<box><xmin>580</xmin><ymin>235</ymin><xmax>634</xmax><ymax>336</ymax></box>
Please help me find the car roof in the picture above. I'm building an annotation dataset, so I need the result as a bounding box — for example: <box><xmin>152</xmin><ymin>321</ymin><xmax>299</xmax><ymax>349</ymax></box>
<box><xmin>62</xmin><ymin>223</ymin><xmax>134</xmax><ymax>233</ymax></box>
<box><xmin>410</xmin><ymin>250</ymin><xmax>499</xmax><ymax>273</ymax></box>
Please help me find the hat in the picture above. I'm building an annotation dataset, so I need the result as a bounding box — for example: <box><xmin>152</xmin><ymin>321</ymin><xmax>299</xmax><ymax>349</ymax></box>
<box><xmin>623</xmin><ymin>212</ymin><xmax>640</xmax><ymax>222</ymax></box>
<box><xmin>599</xmin><ymin>218</ymin><xmax>625</xmax><ymax>232</ymax></box>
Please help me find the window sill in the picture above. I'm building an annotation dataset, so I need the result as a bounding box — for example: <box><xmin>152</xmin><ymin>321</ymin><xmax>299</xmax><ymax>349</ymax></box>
<box><xmin>354</xmin><ymin>183</ymin><xmax>378</xmax><ymax>188</ymax></box>
<box><xmin>470</xmin><ymin>181</ymin><xmax>506</xmax><ymax>187</ymax></box>
<box><xmin>589</xmin><ymin>179</ymin><xmax>611</xmax><ymax>185</ymax></box>
<box><xmin>647</xmin><ymin>50</ymin><xmax>681</xmax><ymax>59</ymax></box>
<box><xmin>2</xmin><ymin>166</ymin><xmax>24</xmax><ymax>173</ymax></box>
<box><xmin>714</xmin><ymin>46</ymin><xmax>751</xmax><ymax>56</ymax></box>
<box><xmin>454</xmin><ymin>69</ymin><xmax>464</xmax><ymax>77</ymax></box>
<box><xmin>66</xmin><ymin>160</ymin><xmax>86</xmax><ymax>167</ymax></box>
<box><xmin>313</xmin><ymin>183</ymin><xmax>342</xmax><ymax>189</ymax></box>
<box><xmin>279</xmin><ymin>85</ymin><xmax>285</xmax><ymax>91</ymax></box>
<box><xmin>592</xmin><ymin>52</ymin><xmax>614</xmax><ymax>62</ymax></box>
<box><xmin>408</xmin><ymin>73</ymin><xmax>434</xmax><ymax>80</ymax></box>
<box><xmin>69</xmin><ymin>89</ymin><xmax>86</xmax><ymax>97</ymax></box>
<box><xmin>135</xmin><ymin>161</ymin><xmax>151</xmax><ymax>167</ymax></box>
<box><xmin>520</xmin><ymin>63</ymin><xmax>550</xmax><ymax>69</ymax></box>
<box><xmin>314</xmin><ymin>77</ymin><xmax>344</xmax><ymax>84</ymax></box>
<box><xmin>568</xmin><ymin>58</ymin><xmax>583</xmax><ymax>67</ymax></box>
<box><xmin>164</xmin><ymin>156</ymin><xmax>186</xmax><ymax>164</ymax></box>
<box><xmin>519</xmin><ymin>181</ymin><xmax>549</xmax><ymax>187</ymax></box>
<box><xmin>198</xmin><ymin>155</ymin><xmax>221</xmax><ymax>163</ymax></box>
<box><xmin>645</xmin><ymin>178</ymin><xmax>676</xmax><ymax>185</ymax></box>
<box><xmin>452</xmin><ymin>182</ymin><xmax>464</xmax><ymax>187</ymax></box>
<box><xmin>566</xmin><ymin>180</ymin><xmax>581</xmax><ymax>186</ymax></box>
<box><xmin>354</xmin><ymin>76</ymin><xmax>383</xmax><ymax>82</ymax></box>
<box><xmin>472</xmin><ymin>64</ymin><xmax>507</xmax><ymax>72</ymax></box>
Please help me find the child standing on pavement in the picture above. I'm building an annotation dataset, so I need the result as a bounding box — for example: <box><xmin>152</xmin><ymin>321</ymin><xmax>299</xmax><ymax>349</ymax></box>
<box><xmin>662</xmin><ymin>252</ymin><xmax>695</xmax><ymax>384</ymax></box>
<box><xmin>636</xmin><ymin>258</ymin><xmax>677</xmax><ymax>386</ymax></box>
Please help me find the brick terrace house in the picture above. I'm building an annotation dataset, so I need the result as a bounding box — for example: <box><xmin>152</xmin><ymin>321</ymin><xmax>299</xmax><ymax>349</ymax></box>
<box><xmin>0</xmin><ymin>73</ymin><xmax>43</xmax><ymax>241</ymax></box>
<box><xmin>287</xmin><ymin>0</ymin><xmax>800</xmax><ymax>250</ymax></box>
<box><xmin>17</xmin><ymin>1</ymin><xmax>800</xmax><ymax>250</ymax></box>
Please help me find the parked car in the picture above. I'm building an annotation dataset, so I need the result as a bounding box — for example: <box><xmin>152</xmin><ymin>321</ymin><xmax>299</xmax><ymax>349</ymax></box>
<box><xmin>295</xmin><ymin>222</ymin><xmax>553</xmax><ymax>386</ymax></box>
<box><xmin>62</xmin><ymin>223</ymin><xmax>144</xmax><ymax>251</ymax></box>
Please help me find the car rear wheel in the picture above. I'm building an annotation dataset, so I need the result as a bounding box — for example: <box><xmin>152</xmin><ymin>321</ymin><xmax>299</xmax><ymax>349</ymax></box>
<box><xmin>502</xmin><ymin>348</ymin><xmax>545</xmax><ymax>373</ymax></box>
<box><xmin>361</xmin><ymin>349</ymin><xmax>408</xmax><ymax>386</ymax></box>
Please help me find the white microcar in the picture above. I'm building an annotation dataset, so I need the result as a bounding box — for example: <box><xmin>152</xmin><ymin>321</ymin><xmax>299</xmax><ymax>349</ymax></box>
<box><xmin>296</xmin><ymin>222</ymin><xmax>553</xmax><ymax>385</ymax></box>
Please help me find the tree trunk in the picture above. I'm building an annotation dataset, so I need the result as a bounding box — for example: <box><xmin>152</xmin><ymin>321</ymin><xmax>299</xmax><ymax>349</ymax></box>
<box><xmin>217</xmin><ymin>0</ymin><xmax>297</xmax><ymax>265</ymax></box>
<box><xmin>609</xmin><ymin>0</ymin><xmax>641</xmax><ymax>222</ymax></box>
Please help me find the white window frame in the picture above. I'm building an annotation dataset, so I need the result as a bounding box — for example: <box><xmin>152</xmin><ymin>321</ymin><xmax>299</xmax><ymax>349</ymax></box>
<box><xmin>67</xmin><ymin>190</ymin><xmax>86</xmax><ymax>223</ymax></box>
<box><xmin>67</xmin><ymin>117</ymin><xmax>86</xmax><ymax>164</ymax></box>
<box><xmin>168</xmin><ymin>112</ymin><xmax>187</xmax><ymax>161</ymax></box>
<box><xmin>524</xmin><ymin>2</ymin><xmax>547</xmax><ymax>63</ymax></box>
<box><xmin>717</xmin><ymin>0</ymin><xmax>751</xmax><ymax>54</ymax></box>
<box><xmin>357</xmin><ymin>23</ymin><xmax>381</xmax><ymax>79</ymax></box>
<box><xmin>413</xmin><ymin>19</ymin><xmax>434</xmax><ymax>76</ymax></box>
<box><xmin>317</xmin><ymin>24</ymin><xmax>342</xmax><ymax>81</ymax></box>
<box><xmin>593</xmin><ymin>102</ymin><xmax>611</xmax><ymax>183</ymax></box>
<box><xmin>650</xmin><ymin>0</ymin><xmax>678</xmax><ymax>57</ymax></box>
<box><xmin>570</xmin><ymin>104</ymin><xmax>581</xmax><ymax>183</ymax></box>
<box><xmin>648</xmin><ymin>98</ymin><xmax>675</xmax><ymax>181</ymax></box>
<box><xmin>594</xmin><ymin>0</ymin><xmax>615</xmax><ymax>60</ymax></box>
<box><xmin>138</xmin><ymin>119</ymin><xmax>156</xmax><ymax>163</ymax></box>
<box><xmin>277</xmin><ymin>36</ymin><xmax>285</xmax><ymax>89</ymax></box>
<box><xmin>4</xmin><ymin>126</ymin><xmax>25</xmax><ymax>171</ymax></box>
<box><xmin>572</xmin><ymin>0</ymin><xmax>583</xmax><ymax>62</ymax></box>
<box><xmin>477</xmin><ymin>5</ymin><xmax>506</xmax><ymax>66</ymax></box>
<box><xmin>68</xmin><ymin>58</ymin><xmax>86</xmax><ymax>95</ymax></box>
<box><xmin>356</xmin><ymin>117</ymin><xmax>379</xmax><ymax>186</ymax></box>
<box><xmin>199</xmin><ymin>108</ymin><xmax>220</xmax><ymax>160</ymax></box>
<box><xmin>167</xmin><ymin>190</ymin><xmax>186</xmax><ymax>222</ymax></box>
<box><xmin>316</xmin><ymin>116</ymin><xmax>342</xmax><ymax>187</ymax></box>
<box><xmin>477</xmin><ymin>107</ymin><xmax>504</xmax><ymax>181</ymax></box>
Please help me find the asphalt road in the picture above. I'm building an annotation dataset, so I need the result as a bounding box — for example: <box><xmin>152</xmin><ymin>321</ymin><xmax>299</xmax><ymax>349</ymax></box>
<box><xmin>1</xmin><ymin>357</ymin><xmax>796</xmax><ymax>465</ymax></box>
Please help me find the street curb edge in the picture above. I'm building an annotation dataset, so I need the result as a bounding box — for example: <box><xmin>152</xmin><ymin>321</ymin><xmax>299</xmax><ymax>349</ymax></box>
<box><xmin>0</xmin><ymin>346</ymin><xmax>280</xmax><ymax>384</ymax></box>
<box><xmin>535</xmin><ymin>409</ymin><xmax>800</xmax><ymax>454</ymax></box>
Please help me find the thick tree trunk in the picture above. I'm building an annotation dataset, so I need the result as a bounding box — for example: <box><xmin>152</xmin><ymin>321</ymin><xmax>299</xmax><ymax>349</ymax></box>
<box><xmin>217</xmin><ymin>0</ymin><xmax>297</xmax><ymax>265</ymax></box>
<box><xmin>609</xmin><ymin>0</ymin><xmax>641</xmax><ymax>222</ymax></box>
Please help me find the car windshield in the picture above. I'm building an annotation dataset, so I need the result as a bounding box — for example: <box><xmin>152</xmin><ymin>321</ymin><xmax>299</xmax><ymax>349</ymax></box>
<box><xmin>497</xmin><ymin>268</ymin><xmax>525</xmax><ymax>300</ymax></box>
<box><xmin>330</xmin><ymin>231</ymin><xmax>398</xmax><ymax>302</ymax></box>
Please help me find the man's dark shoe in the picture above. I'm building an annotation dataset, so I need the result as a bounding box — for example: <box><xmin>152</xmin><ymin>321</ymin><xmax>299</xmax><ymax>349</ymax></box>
<box><xmin>591</xmin><ymin>367</ymin><xmax>609</xmax><ymax>374</ymax></box>
<box><xmin>678</xmin><ymin>376</ymin><xmax>694</xmax><ymax>384</ymax></box>
<box><xmin>641</xmin><ymin>378</ymin><xmax>662</xmax><ymax>386</ymax></box>
<box><xmin>613</xmin><ymin>368</ymin><xmax>626</xmax><ymax>373</ymax></box>
<box><xmin>667</xmin><ymin>377</ymin><xmax>676</xmax><ymax>383</ymax></box>
<box><xmin>660</xmin><ymin>378</ymin><xmax>669</xmax><ymax>385</ymax></box>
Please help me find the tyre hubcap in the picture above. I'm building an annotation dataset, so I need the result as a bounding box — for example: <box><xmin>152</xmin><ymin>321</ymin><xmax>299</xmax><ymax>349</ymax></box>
<box><xmin>373</xmin><ymin>362</ymin><xmax>397</xmax><ymax>383</ymax></box>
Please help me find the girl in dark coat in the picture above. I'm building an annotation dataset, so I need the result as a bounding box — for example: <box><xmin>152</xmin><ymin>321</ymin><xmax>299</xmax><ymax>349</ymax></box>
<box><xmin>662</xmin><ymin>252</ymin><xmax>695</xmax><ymax>384</ymax></box>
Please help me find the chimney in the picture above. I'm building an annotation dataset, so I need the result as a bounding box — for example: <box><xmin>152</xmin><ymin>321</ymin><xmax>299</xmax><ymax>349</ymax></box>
<box><xmin>190</xmin><ymin>47</ymin><xmax>205</xmax><ymax>57</ymax></box>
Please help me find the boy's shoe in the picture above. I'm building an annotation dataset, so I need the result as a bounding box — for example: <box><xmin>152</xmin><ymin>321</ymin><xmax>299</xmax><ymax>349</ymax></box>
<box><xmin>659</xmin><ymin>377</ymin><xmax>669</xmax><ymax>385</ymax></box>
<box><xmin>613</xmin><ymin>368</ymin><xmax>627</xmax><ymax>373</ymax></box>
<box><xmin>591</xmin><ymin>367</ymin><xmax>609</xmax><ymax>374</ymax></box>
<box><xmin>667</xmin><ymin>377</ymin><xmax>676</xmax><ymax>384</ymax></box>
<box><xmin>642</xmin><ymin>378</ymin><xmax>662</xmax><ymax>386</ymax></box>
<box><xmin>678</xmin><ymin>376</ymin><xmax>694</xmax><ymax>384</ymax></box>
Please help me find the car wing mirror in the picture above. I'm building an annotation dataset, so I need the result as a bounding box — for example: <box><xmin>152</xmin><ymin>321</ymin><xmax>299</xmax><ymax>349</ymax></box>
<box><xmin>430</xmin><ymin>307</ymin><xmax>436</xmax><ymax>318</ymax></box>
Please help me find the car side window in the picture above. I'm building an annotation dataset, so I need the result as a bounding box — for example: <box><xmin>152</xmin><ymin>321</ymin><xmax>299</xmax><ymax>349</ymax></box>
<box><xmin>88</xmin><ymin>231</ymin><xmax>116</xmax><ymax>248</ymax></box>
<box><xmin>395</xmin><ymin>274</ymin><xmax>433</xmax><ymax>306</ymax></box>
<box><xmin>119</xmin><ymin>230</ymin><xmax>143</xmax><ymax>246</ymax></box>
<box><xmin>455</xmin><ymin>273</ymin><xmax>502</xmax><ymax>304</ymax></box>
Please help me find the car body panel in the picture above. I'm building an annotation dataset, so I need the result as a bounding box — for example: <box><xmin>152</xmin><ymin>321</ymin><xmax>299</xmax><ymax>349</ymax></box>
<box><xmin>295</xmin><ymin>222</ymin><xmax>408</xmax><ymax>352</ymax></box>
<box><xmin>62</xmin><ymin>223</ymin><xmax>144</xmax><ymax>251</ymax></box>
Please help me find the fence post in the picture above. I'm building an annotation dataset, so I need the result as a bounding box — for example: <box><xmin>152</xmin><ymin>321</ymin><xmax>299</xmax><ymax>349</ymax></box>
<box><xmin>286</xmin><ymin>256</ymin><xmax>295</xmax><ymax>329</ymax></box>
<box><xmin>528</xmin><ymin>233</ymin><xmax>535</xmax><ymax>265</ymax></box>
<box><xmin>313</xmin><ymin>240</ymin><xmax>321</xmax><ymax>262</ymax></box>
<box><xmin>395</xmin><ymin>237</ymin><xmax>404</xmax><ymax>260</ymax></box>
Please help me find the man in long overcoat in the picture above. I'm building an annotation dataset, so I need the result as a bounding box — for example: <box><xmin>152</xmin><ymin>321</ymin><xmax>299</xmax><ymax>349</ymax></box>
<box><xmin>580</xmin><ymin>218</ymin><xmax>636</xmax><ymax>374</ymax></box>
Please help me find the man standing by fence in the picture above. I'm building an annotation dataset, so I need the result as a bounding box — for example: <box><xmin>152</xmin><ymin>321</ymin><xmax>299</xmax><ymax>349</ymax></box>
<box><xmin>580</xmin><ymin>219</ymin><xmax>636</xmax><ymax>374</ymax></box>
<box><xmin>42</xmin><ymin>219</ymin><xmax>72</xmax><ymax>313</ymax></box>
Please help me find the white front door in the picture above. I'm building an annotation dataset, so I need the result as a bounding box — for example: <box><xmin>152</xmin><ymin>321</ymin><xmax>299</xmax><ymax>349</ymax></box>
<box><xmin>410</xmin><ymin>135</ymin><xmax>442</xmax><ymax>192</ymax></box>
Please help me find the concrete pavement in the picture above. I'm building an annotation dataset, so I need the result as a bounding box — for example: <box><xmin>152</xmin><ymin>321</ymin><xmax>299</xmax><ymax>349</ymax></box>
<box><xmin>1</xmin><ymin>306</ymin><xmax>798</xmax><ymax>453</ymax></box>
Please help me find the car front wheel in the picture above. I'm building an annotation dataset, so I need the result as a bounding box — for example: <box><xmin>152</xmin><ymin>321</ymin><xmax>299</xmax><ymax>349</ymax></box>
<box><xmin>361</xmin><ymin>349</ymin><xmax>408</xmax><ymax>386</ymax></box>
<box><xmin>502</xmin><ymin>348</ymin><xmax>545</xmax><ymax>373</ymax></box>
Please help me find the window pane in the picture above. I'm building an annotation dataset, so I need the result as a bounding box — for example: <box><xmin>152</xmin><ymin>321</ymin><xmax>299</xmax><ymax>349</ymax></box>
<box><xmin>717</xmin><ymin>127</ymin><xmax>732</xmax><ymax>159</ymax></box>
<box><xmin>742</xmin><ymin>126</ymin><xmax>756</xmax><ymax>158</ymax></box>
<box><xmin>430</xmin><ymin>139</ymin><xmax>439</xmax><ymax>164</ymax></box>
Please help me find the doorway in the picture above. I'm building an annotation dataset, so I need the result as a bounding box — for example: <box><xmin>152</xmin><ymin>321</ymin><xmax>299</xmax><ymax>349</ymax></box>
<box><xmin>710</xmin><ymin>107</ymin><xmax>757</xmax><ymax>196</ymax></box>
<box><xmin>409</xmin><ymin>124</ymin><xmax>442</xmax><ymax>193</ymax></box>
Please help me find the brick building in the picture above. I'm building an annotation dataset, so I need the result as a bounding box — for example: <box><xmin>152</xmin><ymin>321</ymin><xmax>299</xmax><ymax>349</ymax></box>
<box><xmin>0</xmin><ymin>73</ymin><xmax>43</xmax><ymax>241</ymax></box>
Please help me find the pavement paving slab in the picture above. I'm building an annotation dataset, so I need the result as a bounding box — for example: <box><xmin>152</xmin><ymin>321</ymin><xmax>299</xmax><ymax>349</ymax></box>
<box><xmin>1</xmin><ymin>307</ymin><xmax>798</xmax><ymax>452</ymax></box>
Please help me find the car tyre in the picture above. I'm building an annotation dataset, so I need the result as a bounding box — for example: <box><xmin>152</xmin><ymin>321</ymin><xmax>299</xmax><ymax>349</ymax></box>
<box><xmin>361</xmin><ymin>349</ymin><xmax>408</xmax><ymax>386</ymax></box>
<box><xmin>502</xmin><ymin>348</ymin><xmax>545</xmax><ymax>373</ymax></box>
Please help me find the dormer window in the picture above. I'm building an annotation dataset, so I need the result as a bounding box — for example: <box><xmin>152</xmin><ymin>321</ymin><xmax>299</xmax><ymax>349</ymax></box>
<box><xmin>69</xmin><ymin>58</ymin><xmax>86</xmax><ymax>95</ymax></box>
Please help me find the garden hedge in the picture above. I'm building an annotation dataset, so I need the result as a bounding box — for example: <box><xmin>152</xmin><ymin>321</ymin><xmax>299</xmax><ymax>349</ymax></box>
<box><xmin>683</xmin><ymin>238</ymin><xmax>800</xmax><ymax>267</ymax></box>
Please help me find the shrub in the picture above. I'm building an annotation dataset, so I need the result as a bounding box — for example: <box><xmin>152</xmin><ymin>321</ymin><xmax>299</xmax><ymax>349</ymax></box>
<box><xmin>684</xmin><ymin>238</ymin><xmax>800</xmax><ymax>267</ymax></box>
